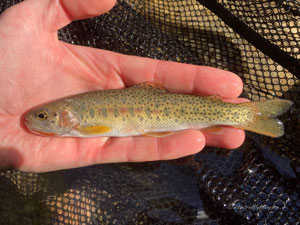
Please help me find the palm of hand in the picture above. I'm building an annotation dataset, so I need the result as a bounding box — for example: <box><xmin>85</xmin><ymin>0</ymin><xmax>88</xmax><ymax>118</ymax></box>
<box><xmin>0</xmin><ymin>0</ymin><xmax>244</xmax><ymax>172</ymax></box>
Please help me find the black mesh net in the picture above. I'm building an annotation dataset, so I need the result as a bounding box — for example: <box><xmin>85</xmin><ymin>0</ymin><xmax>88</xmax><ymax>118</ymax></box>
<box><xmin>0</xmin><ymin>0</ymin><xmax>299</xmax><ymax>224</ymax></box>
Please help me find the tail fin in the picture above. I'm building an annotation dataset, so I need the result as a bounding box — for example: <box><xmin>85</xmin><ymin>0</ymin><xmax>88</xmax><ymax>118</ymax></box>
<box><xmin>239</xmin><ymin>99</ymin><xmax>293</xmax><ymax>137</ymax></box>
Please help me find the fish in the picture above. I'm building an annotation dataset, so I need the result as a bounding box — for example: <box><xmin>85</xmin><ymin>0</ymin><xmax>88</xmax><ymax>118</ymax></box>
<box><xmin>25</xmin><ymin>82</ymin><xmax>293</xmax><ymax>138</ymax></box>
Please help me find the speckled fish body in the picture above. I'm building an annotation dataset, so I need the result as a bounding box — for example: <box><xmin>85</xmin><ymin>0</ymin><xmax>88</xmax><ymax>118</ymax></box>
<box><xmin>25</xmin><ymin>83</ymin><xmax>293</xmax><ymax>138</ymax></box>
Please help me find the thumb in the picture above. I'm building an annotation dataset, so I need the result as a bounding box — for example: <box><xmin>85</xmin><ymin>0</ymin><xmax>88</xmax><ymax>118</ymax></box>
<box><xmin>1</xmin><ymin>0</ymin><xmax>116</xmax><ymax>33</ymax></box>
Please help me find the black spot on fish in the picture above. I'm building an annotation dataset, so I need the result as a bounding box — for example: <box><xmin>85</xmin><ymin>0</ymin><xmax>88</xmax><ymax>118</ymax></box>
<box><xmin>129</xmin><ymin>107</ymin><xmax>135</xmax><ymax>117</ymax></box>
<box><xmin>114</xmin><ymin>108</ymin><xmax>119</xmax><ymax>117</ymax></box>
<box><xmin>101</xmin><ymin>108</ymin><xmax>108</xmax><ymax>117</ymax></box>
<box><xmin>89</xmin><ymin>108</ymin><xmax>95</xmax><ymax>118</ymax></box>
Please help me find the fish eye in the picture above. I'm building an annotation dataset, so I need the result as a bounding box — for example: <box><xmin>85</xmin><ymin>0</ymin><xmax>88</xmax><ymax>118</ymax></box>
<box><xmin>36</xmin><ymin>111</ymin><xmax>48</xmax><ymax>120</ymax></box>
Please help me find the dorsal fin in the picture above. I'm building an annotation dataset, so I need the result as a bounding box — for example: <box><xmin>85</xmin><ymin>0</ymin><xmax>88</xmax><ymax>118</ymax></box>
<box><xmin>133</xmin><ymin>82</ymin><xmax>168</xmax><ymax>92</ymax></box>
<box><xmin>207</xmin><ymin>95</ymin><xmax>222</xmax><ymax>100</ymax></box>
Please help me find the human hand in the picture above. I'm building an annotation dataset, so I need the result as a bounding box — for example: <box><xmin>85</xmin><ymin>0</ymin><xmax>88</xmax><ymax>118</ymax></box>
<box><xmin>0</xmin><ymin>0</ymin><xmax>245</xmax><ymax>172</ymax></box>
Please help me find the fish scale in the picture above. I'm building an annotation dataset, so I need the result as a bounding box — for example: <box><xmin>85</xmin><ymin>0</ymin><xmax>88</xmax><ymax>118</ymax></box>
<box><xmin>68</xmin><ymin>87</ymin><xmax>240</xmax><ymax>132</ymax></box>
<box><xmin>25</xmin><ymin>82</ymin><xmax>293</xmax><ymax>138</ymax></box>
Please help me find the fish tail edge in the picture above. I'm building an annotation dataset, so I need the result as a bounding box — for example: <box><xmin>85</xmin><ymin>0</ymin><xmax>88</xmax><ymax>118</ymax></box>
<box><xmin>239</xmin><ymin>99</ymin><xmax>293</xmax><ymax>137</ymax></box>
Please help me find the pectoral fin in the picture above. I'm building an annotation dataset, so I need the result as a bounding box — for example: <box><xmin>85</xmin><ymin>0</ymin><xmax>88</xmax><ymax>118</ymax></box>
<box><xmin>77</xmin><ymin>125</ymin><xmax>111</xmax><ymax>135</ymax></box>
<box><xmin>143</xmin><ymin>132</ymin><xmax>173</xmax><ymax>137</ymax></box>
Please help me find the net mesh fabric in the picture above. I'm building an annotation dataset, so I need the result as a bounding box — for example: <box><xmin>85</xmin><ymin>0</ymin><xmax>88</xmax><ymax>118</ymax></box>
<box><xmin>0</xmin><ymin>0</ymin><xmax>299</xmax><ymax>224</ymax></box>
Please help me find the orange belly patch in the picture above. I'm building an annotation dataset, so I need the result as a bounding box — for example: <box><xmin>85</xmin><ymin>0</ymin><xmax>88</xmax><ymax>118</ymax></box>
<box><xmin>77</xmin><ymin>125</ymin><xmax>111</xmax><ymax>135</ymax></box>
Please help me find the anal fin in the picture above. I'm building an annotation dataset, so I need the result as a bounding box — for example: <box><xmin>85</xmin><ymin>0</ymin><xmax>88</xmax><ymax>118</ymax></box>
<box><xmin>201</xmin><ymin>125</ymin><xmax>223</xmax><ymax>133</ymax></box>
<box><xmin>143</xmin><ymin>132</ymin><xmax>173</xmax><ymax>137</ymax></box>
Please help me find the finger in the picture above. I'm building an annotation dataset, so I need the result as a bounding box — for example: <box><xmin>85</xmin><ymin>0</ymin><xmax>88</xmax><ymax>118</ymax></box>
<box><xmin>223</xmin><ymin>98</ymin><xmax>250</xmax><ymax>103</ymax></box>
<box><xmin>1</xmin><ymin>0</ymin><xmax>116</xmax><ymax>33</ymax></box>
<box><xmin>95</xmin><ymin>130</ymin><xmax>205</xmax><ymax>163</ymax></box>
<box><xmin>117</xmin><ymin>55</ymin><xmax>243</xmax><ymax>99</ymax></box>
<box><xmin>202</xmin><ymin>126</ymin><xmax>245</xmax><ymax>149</ymax></box>
<box><xmin>70</xmin><ymin>46</ymin><xmax>243</xmax><ymax>99</ymax></box>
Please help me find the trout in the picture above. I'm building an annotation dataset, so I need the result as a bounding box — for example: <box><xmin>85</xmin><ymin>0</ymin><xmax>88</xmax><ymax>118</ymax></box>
<box><xmin>25</xmin><ymin>82</ymin><xmax>293</xmax><ymax>138</ymax></box>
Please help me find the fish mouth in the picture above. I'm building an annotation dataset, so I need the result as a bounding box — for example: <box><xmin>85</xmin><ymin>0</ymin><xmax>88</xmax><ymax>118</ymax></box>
<box><xmin>25</xmin><ymin>120</ymin><xmax>57</xmax><ymax>137</ymax></box>
<box><xmin>30</xmin><ymin>129</ymin><xmax>57</xmax><ymax>137</ymax></box>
